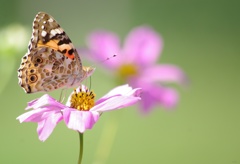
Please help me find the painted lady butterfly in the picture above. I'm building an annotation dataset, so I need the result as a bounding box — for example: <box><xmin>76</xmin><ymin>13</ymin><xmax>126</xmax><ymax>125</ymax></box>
<box><xmin>18</xmin><ymin>12</ymin><xmax>94</xmax><ymax>93</ymax></box>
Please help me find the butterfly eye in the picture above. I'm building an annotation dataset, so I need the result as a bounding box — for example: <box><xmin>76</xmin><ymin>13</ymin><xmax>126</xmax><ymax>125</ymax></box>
<box><xmin>35</xmin><ymin>57</ymin><xmax>43</xmax><ymax>63</ymax></box>
<box><xmin>29</xmin><ymin>74</ymin><xmax>38</xmax><ymax>83</ymax></box>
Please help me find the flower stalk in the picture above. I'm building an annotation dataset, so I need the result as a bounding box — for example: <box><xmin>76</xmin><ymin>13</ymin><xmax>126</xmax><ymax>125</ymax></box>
<box><xmin>78</xmin><ymin>132</ymin><xmax>84</xmax><ymax>164</ymax></box>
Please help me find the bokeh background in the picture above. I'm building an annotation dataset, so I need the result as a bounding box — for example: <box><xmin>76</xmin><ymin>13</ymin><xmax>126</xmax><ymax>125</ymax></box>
<box><xmin>1</xmin><ymin>0</ymin><xmax>240</xmax><ymax>163</ymax></box>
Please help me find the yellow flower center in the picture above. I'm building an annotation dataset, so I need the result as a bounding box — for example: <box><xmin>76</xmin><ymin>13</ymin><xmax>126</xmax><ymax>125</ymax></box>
<box><xmin>117</xmin><ymin>64</ymin><xmax>138</xmax><ymax>81</ymax></box>
<box><xmin>70</xmin><ymin>88</ymin><xmax>96</xmax><ymax>111</ymax></box>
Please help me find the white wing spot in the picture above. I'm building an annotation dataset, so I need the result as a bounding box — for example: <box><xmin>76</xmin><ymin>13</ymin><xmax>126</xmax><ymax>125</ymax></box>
<box><xmin>55</xmin><ymin>28</ymin><xmax>62</xmax><ymax>34</ymax></box>
<box><xmin>41</xmin><ymin>30</ymin><xmax>47</xmax><ymax>37</ymax></box>
<box><xmin>48</xmin><ymin>18</ymin><xmax>54</xmax><ymax>22</ymax></box>
<box><xmin>50</xmin><ymin>29</ymin><xmax>57</xmax><ymax>36</ymax></box>
<box><xmin>41</xmin><ymin>25</ymin><xmax>45</xmax><ymax>29</ymax></box>
<box><xmin>43</xmin><ymin>21</ymin><xmax>47</xmax><ymax>24</ymax></box>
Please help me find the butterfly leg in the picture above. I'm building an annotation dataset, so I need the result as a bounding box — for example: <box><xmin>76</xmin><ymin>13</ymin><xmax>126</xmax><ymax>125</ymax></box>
<box><xmin>59</xmin><ymin>88</ymin><xmax>65</xmax><ymax>103</ymax></box>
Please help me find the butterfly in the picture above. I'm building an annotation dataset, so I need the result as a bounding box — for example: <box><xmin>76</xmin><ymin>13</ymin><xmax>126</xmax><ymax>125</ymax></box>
<box><xmin>18</xmin><ymin>12</ymin><xmax>94</xmax><ymax>93</ymax></box>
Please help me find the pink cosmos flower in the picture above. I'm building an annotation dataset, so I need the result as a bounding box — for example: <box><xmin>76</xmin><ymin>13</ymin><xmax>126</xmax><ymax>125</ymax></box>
<box><xmin>86</xmin><ymin>26</ymin><xmax>188</xmax><ymax>113</ymax></box>
<box><xmin>17</xmin><ymin>84</ymin><xmax>141</xmax><ymax>141</ymax></box>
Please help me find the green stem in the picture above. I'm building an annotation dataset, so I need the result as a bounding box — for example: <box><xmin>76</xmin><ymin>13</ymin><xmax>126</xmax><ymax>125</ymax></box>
<box><xmin>78</xmin><ymin>132</ymin><xmax>84</xmax><ymax>164</ymax></box>
<box><xmin>94</xmin><ymin>113</ymin><xmax>120</xmax><ymax>163</ymax></box>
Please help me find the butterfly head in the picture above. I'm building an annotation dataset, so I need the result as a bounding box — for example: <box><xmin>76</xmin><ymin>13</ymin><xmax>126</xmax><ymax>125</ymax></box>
<box><xmin>82</xmin><ymin>66</ymin><xmax>95</xmax><ymax>79</ymax></box>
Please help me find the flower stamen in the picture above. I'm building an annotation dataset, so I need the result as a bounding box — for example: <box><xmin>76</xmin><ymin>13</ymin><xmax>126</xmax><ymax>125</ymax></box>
<box><xmin>70</xmin><ymin>87</ymin><xmax>96</xmax><ymax>111</ymax></box>
<box><xmin>117</xmin><ymin>64</ymin><xmax>138</xmax><ymax>81</ymax></box>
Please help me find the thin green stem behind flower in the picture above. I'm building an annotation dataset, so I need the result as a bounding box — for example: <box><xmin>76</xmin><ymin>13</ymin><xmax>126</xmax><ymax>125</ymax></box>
<box><xmin>94</xmin><ymin>112</ymin><xmax>122</xmax><ymax>164</ymax></box>
<box><xmin>78</xmin><ymin>133</ymin><xmax>84</xmax><ymax>164</ymax></box>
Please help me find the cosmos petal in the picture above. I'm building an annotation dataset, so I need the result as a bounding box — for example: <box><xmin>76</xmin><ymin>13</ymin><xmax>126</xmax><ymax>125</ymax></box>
<box><xmin>63</xmin><ymin>109</ymin><xmax>99</xmax><ymax>133</ymax></box>
<box><xmin>99</xmin><ymin>84</ymin><xmax>138</xmax><ymax>99</ymax></box>
<box><xmin>122</xmin><ymin>26</ymin><xmax>163</xmax><ymax>67</ymax></box>
<box><xmin>37</xmin><ymin>112</ymin><xmax>62</xmax><ymax>141</ymax></box>
<box><xmin>139</xmin><ymin>84</ymin><xmax>179</xmax><ymax>113</ymax></box>
<box><xmin>92</xmin><ymin>95</ymin><xmax>141</xmax><ymax>112</ymax></box>
<box><xmin>92</xmin><ymin>87</ymin><xmax>142</xmax><ymax>112</ymax></box>
<box><xmin>139</xmin><ymin>64</ymin><xmax>188</xmax><ymax>85</ymax></box>
<box><xmin>26</xmin><ymin>94</ymin><xmax>65</xmax><ymax>110</ymax></box>
<box><xmin>87</xmin><ymin>31</ymin><xmax>122</xmax><ymax>69</ymax></box>
<box><xmin>17</xmin><ymin>107</ymin><xmax>53</xmax><ymax>123</ymax></box>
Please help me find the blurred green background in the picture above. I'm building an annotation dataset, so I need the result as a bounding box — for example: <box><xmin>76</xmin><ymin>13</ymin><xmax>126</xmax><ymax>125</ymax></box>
<box><xmin>0</xmin><ymin>0</ymin><xmax>239</xmax><ymax>163</ymax></box>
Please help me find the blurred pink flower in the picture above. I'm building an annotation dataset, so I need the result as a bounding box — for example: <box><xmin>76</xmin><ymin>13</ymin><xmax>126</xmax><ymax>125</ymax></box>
<box><xmin>17</xmin><ymin>84</ymin><xmax>141</xmax><ymax>141</ymax></box>
<box><xmin>86</xmin><ymin>26</ymin><xmax>188</xmax><ymax>113</ymax></box>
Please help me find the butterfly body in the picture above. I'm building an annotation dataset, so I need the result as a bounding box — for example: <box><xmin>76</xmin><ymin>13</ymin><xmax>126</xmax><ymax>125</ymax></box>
<box><xmin>18</xmin><ymin>12</ymin><xmax>94</xmax><ymax>93</ymax></box>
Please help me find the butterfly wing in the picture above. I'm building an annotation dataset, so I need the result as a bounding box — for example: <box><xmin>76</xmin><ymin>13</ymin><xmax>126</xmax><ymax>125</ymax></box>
<box><xmin>18</xmin><ymin>12</ymin><xmax>84</xmax><ymax>93</ymax></box>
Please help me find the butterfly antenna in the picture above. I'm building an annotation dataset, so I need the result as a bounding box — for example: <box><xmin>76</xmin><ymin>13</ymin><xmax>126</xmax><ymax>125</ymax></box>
<box><xmin>86</xmin><ymin>54</ymin><xmax>116</xmax><ymax>72</ymax></box>
<box><xmin>82</xmin><ymin>54</ymin><xmax>116</xmax><ymax>90</ymax></box>
<box><xmin>99</xmin><ymin>54</ymin><xmax>117</xmax><ymax>64</ymax></box>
